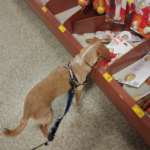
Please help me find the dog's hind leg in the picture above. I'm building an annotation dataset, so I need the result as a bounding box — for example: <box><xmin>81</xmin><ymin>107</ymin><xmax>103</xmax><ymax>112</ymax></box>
<box><xmin>41</xmin><ymin>109</ymin><xmax>54</xmax><ymax>138</ymax></box>
<box><xmin>75</xmin><ymin>85</ymin><xmax>84</xmax><ymax>109</ymax></box>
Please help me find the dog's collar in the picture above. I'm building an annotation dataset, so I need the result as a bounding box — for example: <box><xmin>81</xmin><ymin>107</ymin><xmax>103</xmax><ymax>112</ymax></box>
<box><xmin>81</xmin><ymin>58</ymin><xmax>92</xmax><ymax>68</ymax></box>
<box><xmin>84</xmin><ymin>60</ymin><xmax>92</xmax><ymax>68</ymax></box>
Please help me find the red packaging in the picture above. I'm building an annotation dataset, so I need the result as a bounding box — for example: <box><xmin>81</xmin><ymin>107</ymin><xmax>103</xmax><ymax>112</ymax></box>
<box><xmin>130</xmin><ymin>0</ymin><xmax>150</xmax><ymax>39</ymax></box>
<box><xmin>126</xmin><ymin>2</ymin><xmax>131</xmax><ymax>14</ymax></box>
<box><xmin>131</xmin><ymin>0</ymin><xmax>137</xmax><ymax>13</ymax></box>
<box><xmin>105</xmin><ymin>0</ymin><xmax>110</xmax><ymax>20</ymax></box>
<box><xmin>106</xmin><ymin>0</ymin><xmax>127</xmax><ymax>24</ymax></box>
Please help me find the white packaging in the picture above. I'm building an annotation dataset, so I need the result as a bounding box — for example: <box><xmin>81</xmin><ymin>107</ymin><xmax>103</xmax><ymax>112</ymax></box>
<box><xmin>135</xmin><ymin>91</ymin><xmax>150</xmax><ymax>102</ymax></box>
<box><xmin>95</xmin><ymin>31</ymin><xmax>142</xmax><ymax>42</ymax></box>
<box><xmin>118</xmin><ymin>52</ymin><xmax>150</xmax><ymax>87</ymax></box>
<box><xmin>106</xmin><ymin>35</ymin><xmax>133</xmax><ymax>65</ymax></box>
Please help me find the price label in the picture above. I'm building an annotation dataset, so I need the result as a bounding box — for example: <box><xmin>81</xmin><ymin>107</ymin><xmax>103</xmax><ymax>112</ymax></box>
<box><xmin>42</xmin><ymin>6</ymin><xmax>47</xmax><ymax>12</ymax></box>
<box><xmin>59</xmin><ymin>25</ymin><xmax>66</xmax><ymax>33</ymax></box>
<box><xmin>103</xmin><ymin>72</ymin><xmax>113</xmax><ymax>82</ymax></box>
<box><xmin>132</xmin><ymin>105</ymin><xmax>145</xmax><ymax>118</ymax></box>
<box><xmin>127</xmin><ymin>0</ymin><xmax>134</xmax><ymax>3</ymax></box>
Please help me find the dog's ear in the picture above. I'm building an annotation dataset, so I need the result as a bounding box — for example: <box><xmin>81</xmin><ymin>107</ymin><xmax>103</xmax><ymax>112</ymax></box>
<box><xmin>86</xmin><ymin>37</ymin><xmax>99</xmax><ymax>44</ymax></box>
<box><xmin>97</xmin><ymin>44</ymin><xmax>110</xmax><ymax>61</ymax></box>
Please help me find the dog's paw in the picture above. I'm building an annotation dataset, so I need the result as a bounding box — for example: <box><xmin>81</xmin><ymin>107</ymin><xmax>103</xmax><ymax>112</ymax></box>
<box><xmin>76</xmin><ymin>104</ymin><xmax>82</xmax><ymax>110</ymax></box>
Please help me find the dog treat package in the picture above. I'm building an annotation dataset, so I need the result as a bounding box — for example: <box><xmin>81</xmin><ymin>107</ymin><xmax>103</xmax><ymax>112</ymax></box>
<box><xmin>99</xmin><ymin>34</ymin><xmax>133</xmax><ymax>67</ymax></box>
<box><xmin>134</xmin><ymin>91</ymin><xmax>150</xmax><ymax>110</ymax></box>
<box><xmin>105</xmin><ymin>0</ymin><xmax>110</xmax><ymax>20</ymax></box>
<box><xmin>130</xmin><ymin>0</ymin><xmax>150</xmax><ymax>39</ymax></box>
<box><xmin>118</xmin><ymin>52</ymin><xmax>150</xmax><ymax>87</ymax></box>
<box><xmin>146</xmin><ymin>76</ymin><xmax>150</xmax><ymax>85</ymax></box>
<box><xmin>95</xmin><ymin>31</ymin><xmax>115</xmax><ymax>42</ymax></box>
<box><xmin>126</xmin><ymin>1</ymin><xmax>131</xmax><ymax>14</ymax></box>
<box><xmin>106</xmin><ymin>0</ymin><xmax>127</xmax><ymax>24</ymax></box>
<box><xmin>131</xmin><ymin>0</ymin><xmax>137</xmax><ymax>13</ymax></box>
<box><xmin>94</xmin><ymin>30</ymin><xmax>143</xmax><ymax>44</ymax></box>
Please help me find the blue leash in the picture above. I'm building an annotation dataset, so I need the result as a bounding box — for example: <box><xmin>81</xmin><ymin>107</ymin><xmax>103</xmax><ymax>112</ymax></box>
<box><xmin>48</xmin><ymin>87</ymin><xmax>75</xmax><ymax>141</ymax></box>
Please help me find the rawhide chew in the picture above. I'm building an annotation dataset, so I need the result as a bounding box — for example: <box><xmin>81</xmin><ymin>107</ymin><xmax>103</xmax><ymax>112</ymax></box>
<box><xmin>124</xmin><ymin>74</ymin><xmax>136</xmax><ymax>81</ymax></box>
<box><xmin>136</xmin><ymin>98</ymin><xmax>145</xmax><ymax>108</ymax></box>
<box><xmin>145</xmin><ymin>56</ymin><xmax>150</xmax><ymax>61</ymax></box>
<box><xmin>144</xmin><ymin>94</ymin><xmax>150</xmax><ymax>103</ymax></box>
<box><xmin>132</xmin><ymin>94</ymin><xmax>141</xmax><ymax>100</ymax></box>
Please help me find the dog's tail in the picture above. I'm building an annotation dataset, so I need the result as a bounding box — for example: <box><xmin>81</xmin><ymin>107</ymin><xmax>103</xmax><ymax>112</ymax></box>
<box><xmin>3</xmin><ymin>115</ymin><xmax>29</xmax><ymax>137</ymax></box>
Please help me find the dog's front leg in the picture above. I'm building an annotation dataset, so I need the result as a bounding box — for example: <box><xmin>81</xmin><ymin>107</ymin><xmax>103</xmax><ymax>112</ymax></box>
<box><xmin>75</xmin><ymin>85</ymin><xmax>84</xmax><ymax>109</ymax></box>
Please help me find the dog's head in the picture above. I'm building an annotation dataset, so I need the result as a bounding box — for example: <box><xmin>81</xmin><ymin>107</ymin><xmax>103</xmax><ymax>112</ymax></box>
<box><xmin>86</xmin><ymin>37</ymin><xmax>110</xmax><ymax>61</ymax></box>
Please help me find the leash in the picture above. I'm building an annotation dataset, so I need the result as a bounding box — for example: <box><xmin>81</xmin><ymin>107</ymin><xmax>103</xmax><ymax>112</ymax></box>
<box><xmin>31</xmin><ymin>80</ymin><xmax>75</xmax><ymax>150</ymax></box>
<box><xmin>48</xmin><ymin>82</ymin><xmax>75</xmax><ymax>141</ymax></box>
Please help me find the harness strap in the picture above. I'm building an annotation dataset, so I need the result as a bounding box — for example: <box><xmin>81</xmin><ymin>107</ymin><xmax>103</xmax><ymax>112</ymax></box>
<box><xmin>50</xmin><ymin>89</ymin><xmax>74</xmax><ymax>137</ymax></box>
<box><xmin>64</xmin><ymin>62</ymin><xmax>87</xmax><ymax>87</ymax></box>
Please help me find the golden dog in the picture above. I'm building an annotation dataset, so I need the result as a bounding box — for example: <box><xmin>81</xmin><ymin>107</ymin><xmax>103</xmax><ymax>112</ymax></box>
<box><xmin>3</xmin><ymin>37</ymin><xmax>110</xmax><ymax>138</ymax></box>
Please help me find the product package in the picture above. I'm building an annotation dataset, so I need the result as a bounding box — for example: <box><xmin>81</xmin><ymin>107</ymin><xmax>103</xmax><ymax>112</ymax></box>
<box><xmin>106</xmin><ymin>0</ymin><xmax>127</xmax><ymax>24</ymax></box>
<box><xmin>99</xmin><ymin>35</ymin><xmax>133</xmax><ymax>67</ymax></box>
<box><xmin>146</xmin><ymin>77</ymin><xmax>150</xmax><ymax>85</ymax></box>
<box><xmin>126</xmin><ymin>1</ymin><xmax>131</xmax><ymax>14</ymax></box>
<box><xmin>131</xmin><ymin>0</ymin><xmax>137</xmax><ymax>13</ymax></box>
<box><xmin>105</xmin><ymin>0</ymin><xmax>110</xmax><ymax>20</ymax></box>
<box><xmin>130</xmin><ymin>0</ymin><xmax>150</xmax><ymax>39</ymax></box>
<box><xmin>118</xmin><ymin>52</ymin><xmax>150</xmax><ymax>87</ymax></box>
<box><xmin>95</xmin><ymin>30</ymin><xmax>143</xmax><ymax>43</ymax></box>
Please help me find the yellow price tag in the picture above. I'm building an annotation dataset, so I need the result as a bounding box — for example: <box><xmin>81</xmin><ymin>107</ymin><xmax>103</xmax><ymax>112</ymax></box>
<box><xmin>80</xmin><ymin>48</ymin><xmax>84</xmax><ymax>52</ymax></box>
<box><xmin>42</xmin><ymin>6</ymin><xmax>47</xmax><ymax>12</ymax></box>
<box><xmin>132</xmin><ymin>105</ymin><xmax>145</xmax><ymax>118</ymax></box>
<box><xmin>103</xmin><ymin>72</ymin><xmax>113</xmax><ymax>82</ymax></box>
<box><xmin>127</xmin><ymin>0</ymin><xmax>134</xmax><ymax>3</ymax></box>
<box><xmin>59</xmin><ymin>25</ymin><xmax>66</xmax><ymax>33</ymax></box>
